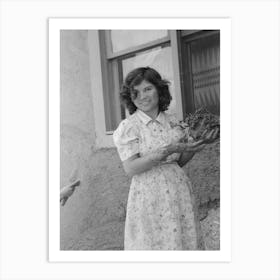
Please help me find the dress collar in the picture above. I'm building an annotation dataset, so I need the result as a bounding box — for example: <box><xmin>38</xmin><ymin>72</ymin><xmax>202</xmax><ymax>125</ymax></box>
<box><xmin>136</xmin><ymin>109</ymin><xmax>165</xmax><ymax>125</ymax></box>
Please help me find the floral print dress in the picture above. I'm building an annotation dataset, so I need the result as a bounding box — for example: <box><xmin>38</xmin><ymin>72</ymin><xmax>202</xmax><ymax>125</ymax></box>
<box><xmin>113</xmin><ymin>109</ymin><xmax>203</xmax><ymax>250</ymax></box>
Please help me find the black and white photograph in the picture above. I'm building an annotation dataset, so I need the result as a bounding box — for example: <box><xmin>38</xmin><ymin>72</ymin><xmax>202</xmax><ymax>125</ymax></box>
<box><xmin>1</xmin><ymin>1</ymin><xmax>280</xmax><ymax>279</ymax></box>
<box><xmin>49</xmin><ymin>18</ymin><xmax>231</xmax><ymax>261</ymax></box>
<box><xmin>60</xmin><ymin>29</ymin><xmax>221</xmax><ymax>251</ymax></box>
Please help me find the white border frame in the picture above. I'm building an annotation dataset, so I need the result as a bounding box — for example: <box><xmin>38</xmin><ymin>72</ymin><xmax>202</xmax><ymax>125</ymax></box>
<box><xmin>49</xmin><ymin>18</ymin><xmax>231</xmax><ymax>262</ymax></box>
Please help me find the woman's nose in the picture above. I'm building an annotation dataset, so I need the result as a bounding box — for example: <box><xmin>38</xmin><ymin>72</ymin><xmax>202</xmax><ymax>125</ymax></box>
<box><xmin>138</xmin><ymin>90</ymin><xmax>146</xmax><ymax>99</ymax></box>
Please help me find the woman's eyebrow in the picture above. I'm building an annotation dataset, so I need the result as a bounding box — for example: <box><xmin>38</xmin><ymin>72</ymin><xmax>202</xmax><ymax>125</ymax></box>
<box><xmin>133</xmin><ymin>85</ymin><xmax>152</xmax><ymax>91</ymax></box>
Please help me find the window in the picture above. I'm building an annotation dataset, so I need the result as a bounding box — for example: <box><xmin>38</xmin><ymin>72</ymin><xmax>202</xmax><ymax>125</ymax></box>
<box><xmin>99</xmin><ymin>30</ymin><xmax>177</xmax><ymax>133</ymax></box>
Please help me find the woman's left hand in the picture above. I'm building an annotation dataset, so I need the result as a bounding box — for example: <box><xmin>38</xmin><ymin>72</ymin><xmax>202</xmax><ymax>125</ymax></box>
<box><xmin>200</xmin><ymin>128</ymin><xmax>219</xmax><ymax>144</ymax></box>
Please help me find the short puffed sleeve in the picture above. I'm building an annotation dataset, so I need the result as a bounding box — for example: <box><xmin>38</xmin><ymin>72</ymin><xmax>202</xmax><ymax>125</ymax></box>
<box><xmin>113</xmin><ymin>119</ymin><xmax>140</xmax><ymax>161</ymax></box>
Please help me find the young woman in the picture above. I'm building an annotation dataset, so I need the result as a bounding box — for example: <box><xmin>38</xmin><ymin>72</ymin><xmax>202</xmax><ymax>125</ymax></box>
<box><xmin>113</xmin><ymin>67</ymin><xmax>218</xmax><ymax>250</ymax></box>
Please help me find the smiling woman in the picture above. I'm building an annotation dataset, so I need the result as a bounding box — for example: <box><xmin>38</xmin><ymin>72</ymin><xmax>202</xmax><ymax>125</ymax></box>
<box><xmin>113</xmin><ymin>67</ymin><xmax>218</xmax><ymax>250</ymax></box>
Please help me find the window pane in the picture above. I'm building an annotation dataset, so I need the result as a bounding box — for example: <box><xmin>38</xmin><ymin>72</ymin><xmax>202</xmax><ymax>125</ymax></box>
<box><xmin>110</xmin><ymin>30</ymin><xmax>168</xmax><ymax>53</ymax></box>
<box><xmin>122</xmin><ymin>46</ymin><xmax>176</xmax><ymax>115</ymax></box>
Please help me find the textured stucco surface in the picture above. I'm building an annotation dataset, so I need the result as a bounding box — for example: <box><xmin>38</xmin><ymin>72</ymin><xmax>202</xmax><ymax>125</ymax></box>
<box><xmin>184</xmin><ymin>140</ymin><xmax>220</xmax><ymax>220</ymax></box>
<box><xmin>60</xmin><ymin>30</ymin><xmax>220</xmax><ymax>250</ymax></box>
<box><xmin>60</xmin><ymin>30</ymin><xmax>96</xmax><ymax>182</ymax></box>
<box><xmin>60</xmin><ymin>30</ymin><xmax>97</xmax><ymax>248</ymax></box>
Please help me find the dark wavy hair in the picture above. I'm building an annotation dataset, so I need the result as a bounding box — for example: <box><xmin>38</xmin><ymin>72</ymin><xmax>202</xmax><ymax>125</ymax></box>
<box><xmin>120</xmin><ymin>67</ymin><xmax>172</xmax><ymax>115</ymax></box>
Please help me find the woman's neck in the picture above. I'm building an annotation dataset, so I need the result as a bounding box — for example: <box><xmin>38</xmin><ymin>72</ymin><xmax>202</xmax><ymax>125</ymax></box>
<box><xmin>140</xmin><ymin>108</ymin><xmax>159</xmax><ymax>120</ymax></box>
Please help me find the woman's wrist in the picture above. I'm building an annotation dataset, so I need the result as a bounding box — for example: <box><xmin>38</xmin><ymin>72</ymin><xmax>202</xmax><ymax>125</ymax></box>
<box><xmin>147</xmin><ymin>147</ymin><xmax>171</xmax><ymax>164</ymax></box>
<box><xmin>177</xmin><ymin>150</ymin><xmax>196</xmax><ymax>167</ymax></box>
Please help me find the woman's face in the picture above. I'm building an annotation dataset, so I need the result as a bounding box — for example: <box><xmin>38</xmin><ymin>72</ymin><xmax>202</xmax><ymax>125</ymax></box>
<box><xmin>131</xmin><ymin>80</ymin><xmax>159</xmax><ymax>116</ymax></box>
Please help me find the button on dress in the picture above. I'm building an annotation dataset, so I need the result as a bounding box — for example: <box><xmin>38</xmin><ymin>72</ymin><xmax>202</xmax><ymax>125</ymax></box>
<box><xmin>113</xmin><ymin>109</ymin><xmax>203</xmax><ymax>250</ymax></box>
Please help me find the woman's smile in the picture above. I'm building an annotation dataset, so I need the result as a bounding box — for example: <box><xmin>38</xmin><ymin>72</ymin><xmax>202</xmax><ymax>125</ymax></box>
<box><xmin>140</xmin><ymin>100</ymin><xmax>151</xmax><ymax>106</ymax></box>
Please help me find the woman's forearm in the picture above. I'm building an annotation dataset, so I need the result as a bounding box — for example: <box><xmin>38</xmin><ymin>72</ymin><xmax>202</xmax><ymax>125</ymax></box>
<box><xmin>123</xmin><ymin>155</ymin><xmax>159</xmax><ymax>176</ymax></box>
<box><xmin>123</xmin><ymin>146</ymin><xmax>173</xmax><ymax>176</ymax></box>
